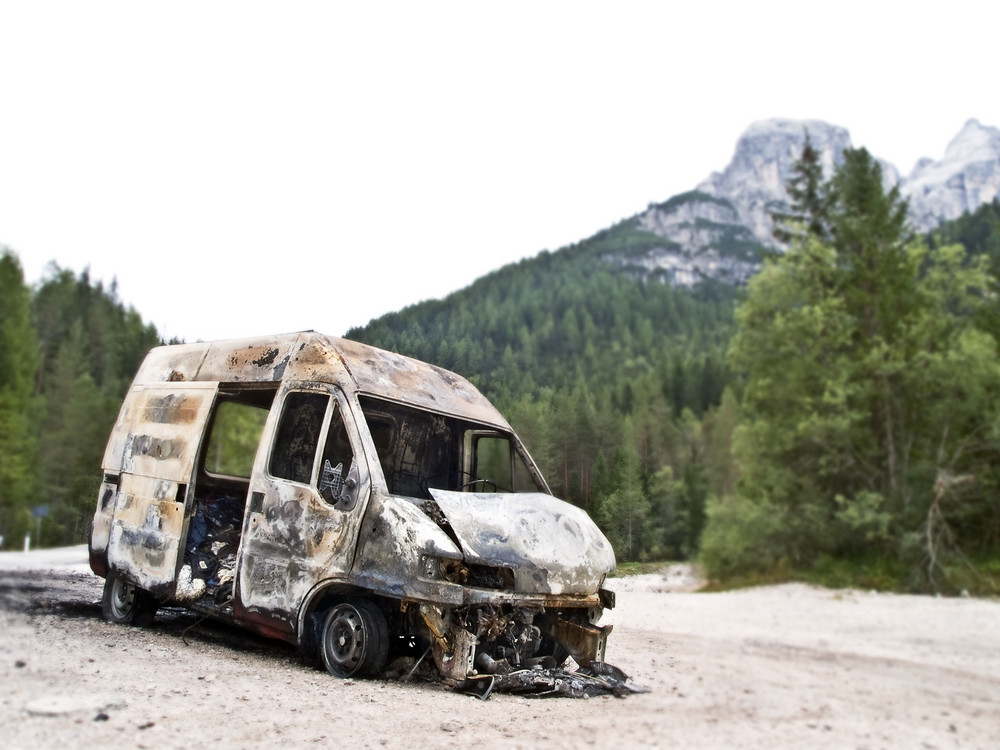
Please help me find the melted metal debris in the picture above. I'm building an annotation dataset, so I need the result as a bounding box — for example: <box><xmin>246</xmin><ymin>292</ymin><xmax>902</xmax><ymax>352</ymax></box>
<box><xmin>456</xmin><ymin>662</ymin><xmax>648</xmax><ymax>700</ymax></box>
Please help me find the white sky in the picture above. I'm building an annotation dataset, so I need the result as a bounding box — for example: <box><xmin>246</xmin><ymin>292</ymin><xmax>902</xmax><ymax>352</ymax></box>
<box><xmin>1</xmin><ymin>1</ymin><xmax>998</xmax><ymax>343</ymax></box>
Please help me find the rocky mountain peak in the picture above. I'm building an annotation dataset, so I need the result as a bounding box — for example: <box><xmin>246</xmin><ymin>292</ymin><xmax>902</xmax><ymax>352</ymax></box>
<box><xmin>901</xmin><ymin>118</ymin><xmax>1000</xmax><ymax>231</ymax></box>
<box><xmin>618</xmin><ymin>118</ymin><xmax>1000</xmax><ymax>288</ymax></box>
<box><xmin>695</xmin><ymin>119</ymin><xmax>851</xmax><ymax>244</ymax></box>
<box><xmin>624</xmin><ymin>120</ymin><xmax>852</xmax><ymax>288</ymax></box>
<box><xmin>943</xmin><ymin>118</ymin><xmax>1000</xmax><ymax>164</ymax></box>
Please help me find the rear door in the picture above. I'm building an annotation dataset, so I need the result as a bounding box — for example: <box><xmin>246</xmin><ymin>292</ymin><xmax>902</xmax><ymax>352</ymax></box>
<box><xmin>103</xmin><ymin>382</ymin><xmax>219</xmax><ymax>595</ymax></box>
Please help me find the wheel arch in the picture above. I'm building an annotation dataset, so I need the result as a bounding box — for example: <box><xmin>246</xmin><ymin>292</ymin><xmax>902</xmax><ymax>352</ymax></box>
<box><xmin>297</xmin><ymin>582</ymin><xmax>396</xmax><ymax>654</ymax></box>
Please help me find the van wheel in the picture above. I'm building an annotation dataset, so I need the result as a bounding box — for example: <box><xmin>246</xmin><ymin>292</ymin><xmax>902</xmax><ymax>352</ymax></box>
<box><xmin>320</xmin><ymin>600</ymin><xmax>389</xmax><ymax>678</ymax></box>
<box><xmin>101</xmin><ymin>574</ymin><xmax>158</xmax><ymax>626</ymax></box>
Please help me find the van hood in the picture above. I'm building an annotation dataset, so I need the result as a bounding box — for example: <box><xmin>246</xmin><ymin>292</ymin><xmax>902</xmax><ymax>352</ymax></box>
<box><xmin>428</xmin><ymin>489</ymin><xmax>616</xmax><ymax>596</ymax></box>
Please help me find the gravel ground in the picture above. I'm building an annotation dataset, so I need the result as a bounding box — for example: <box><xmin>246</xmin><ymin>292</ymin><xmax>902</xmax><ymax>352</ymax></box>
<box><xmin>1</xmin><ymin>547</ymin><xmax>998</xmax><ymax>749</ymax></box>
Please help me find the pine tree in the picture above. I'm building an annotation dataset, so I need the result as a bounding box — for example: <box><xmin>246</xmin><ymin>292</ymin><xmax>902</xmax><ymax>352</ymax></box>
<box><xmin>772</xmin><ymin>130</ymin><xmax>831</xmax><ymax>244</ymax></box>
<box><xmin>595</xmin><ymin>417</ymin><xmax>649</xmax><ymax>560</ymax></box>
<box><xmin>0</xmin><ymin>250</ymin><xmax>42</xmax><ymax>548</ymax></box>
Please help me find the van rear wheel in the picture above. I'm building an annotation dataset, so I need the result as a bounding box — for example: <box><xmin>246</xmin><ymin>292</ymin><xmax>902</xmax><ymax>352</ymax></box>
<box><xmin>320</xmin><ymin>600</ymin><xmax>389</xmax><ymax>678</ymax></box>
<box><xmin>101</xmin><ymin>574</ymin><xmax>158</xmax><ymax>626</ymax></box>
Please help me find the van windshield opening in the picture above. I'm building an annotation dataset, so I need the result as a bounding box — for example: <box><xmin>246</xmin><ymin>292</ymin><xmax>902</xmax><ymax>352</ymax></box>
<box><xmin>357</xmin><ymin>396</ymin><xmax>544</xmax><ymax>499</ymax></box>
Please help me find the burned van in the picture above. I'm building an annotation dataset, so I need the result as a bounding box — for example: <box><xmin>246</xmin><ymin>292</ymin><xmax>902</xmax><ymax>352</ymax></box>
<box><xmin>89</xmin><ymin>332</ymin><xmax>616</xmax><ymax>684</ymax></box>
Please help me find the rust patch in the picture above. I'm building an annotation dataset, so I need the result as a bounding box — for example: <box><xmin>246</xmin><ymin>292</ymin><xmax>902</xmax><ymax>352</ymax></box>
<box><xmin>142</xmin><ymin>393</ymin><xmax>201</xmax><ymax>424</ymax></box>
<box><xmin>544</xmin><ymin>618</ymin><xmax>612</xmax><ymax>667</ymax></box>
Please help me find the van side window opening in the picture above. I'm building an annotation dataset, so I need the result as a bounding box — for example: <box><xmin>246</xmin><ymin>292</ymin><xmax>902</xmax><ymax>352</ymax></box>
<box><xmin>204</xmin><ymin>400</ymin><xmax>269</xmax><ymax>478</ymax></box>
<box><xmin>471</xmin><ymin>434</ymin><xmax>539</xmax><ymax>493</ymax></box>
<box><xmin>471</xmin><ymin>435</ymin><xmax>512</xmax><ymax>491</ymax></box>
<box><xmin>318</xmin><ymin>403</ymin><xmax>356</xmax><ymax>503</ymax></box>
<box><xmin>358</xmin><ymin>396</ymin><xmax>543</xmax><ymax>499</ymax></box>
<box><xmin>270</xmin><ymin>392</ymin><xmax>328</xmax><ymax>484</ymax></box>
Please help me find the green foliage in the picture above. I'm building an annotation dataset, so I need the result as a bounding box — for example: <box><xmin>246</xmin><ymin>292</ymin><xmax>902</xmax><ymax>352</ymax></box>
<box><xmin>928</xmin><ymin>197</ymin><xmax>1000</xmax><ymax>259</ymax></box>
<box><xmin>931</xmin><ymin>199</ymin><xmax>1000</xmax><ymax>340</ymax></box>
<box><xmin>697</xmin><ymin>494</ymin><xmax>790</xmax><ymax>579</ymax></box>
<box><xmin>204</xmin><ymin>401</ymin><xmax>270</xmax><ymax>478</ymax></box>
<box><xmin>0</xmin><ymin>252</ymin><xmax>162</xmax><ymax>549</ymax></box>
<box><xmin>790</xmin><ymin>553</ymin><xmax>907</xmax><ymax>592</ymax></box>
<box><xmin>351</xmin><ymin>244</ymin><xmax>736</xmax><ymax>410</ymax></box>
<box><xmin>771</xmin><ymin>130</ymin><xmax>831</xmax><ymax>244</ymax></box>
<box><xmin>703</xmin><ymin>148</ymin><xmax>1000</xmax><ymax>591</ymax></box>
<box><xmin>594</xmin><ymin>418</ymin><xmax>649</xmax><ymax>559</ymax></box>
<box><xmin>608</xmin><ymin>560</ymin><xmax>678</xmax><ymax>577</ymax></box>
<box><xmin>0</xmin><ymin>249</ymin><xmax>42</xmax><ymax>547</ymax></box>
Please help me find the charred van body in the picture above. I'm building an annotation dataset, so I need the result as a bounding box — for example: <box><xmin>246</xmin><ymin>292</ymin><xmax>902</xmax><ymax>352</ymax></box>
<box><xmin>89</xmin><ymin>332</ymin><xmax>616</xmax><ymax>684</ymax></box>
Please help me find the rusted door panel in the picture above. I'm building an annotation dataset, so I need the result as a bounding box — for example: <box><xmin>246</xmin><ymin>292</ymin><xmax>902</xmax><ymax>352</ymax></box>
<box><xmin>106</xmin><ymin>474</ymin><xmax>187</xmax><ymax>592</ymax></box>
<box><xmin>104</xmin><ymin>383</ymin><xmax>219</xmax><ymax>592</ymax></box>
<box><xmin>104</xmin><ymin>383</ymin><xmax>218</xmax><ymax>481</ymax></box>
<box><xmin>236</xmin><ymin>386</ymin><xmax>371</xmax><ymax>636</ymax></box>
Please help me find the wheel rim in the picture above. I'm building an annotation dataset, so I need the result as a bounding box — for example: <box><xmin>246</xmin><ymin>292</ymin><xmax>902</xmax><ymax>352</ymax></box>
<box><xmin>323</xmin><ymin>604</ymin><xmax>368</xmax><ymax>676</ymax></box>
<box><xmin>109</xmin><ymin>577</ymin><xmax>136</xmax><ymax>620</ymax></box>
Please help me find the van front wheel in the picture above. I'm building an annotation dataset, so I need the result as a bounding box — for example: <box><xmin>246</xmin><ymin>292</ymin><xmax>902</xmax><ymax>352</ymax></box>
<box><xmin>101</xmin><ymin>574</ymin><xmax>157</xmax><ymax>626</ymax></box>
<box><xmin>320</xmin><ymin>600</ymin><xmax>389</xmax><ymax>678</ymax></box>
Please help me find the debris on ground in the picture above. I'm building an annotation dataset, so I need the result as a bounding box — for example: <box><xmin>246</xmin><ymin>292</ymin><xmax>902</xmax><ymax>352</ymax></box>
<box><xmin>456</xmin><ymin>661</ymin><xmax>647</xmax><ymax>700</ymax></box>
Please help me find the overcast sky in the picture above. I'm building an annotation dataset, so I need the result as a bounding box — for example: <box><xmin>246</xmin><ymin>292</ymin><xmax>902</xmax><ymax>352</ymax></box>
<box><xmin>1</xmin><ymin>1</ymin><xmax>997</xmax><ymax>343</ymax></box>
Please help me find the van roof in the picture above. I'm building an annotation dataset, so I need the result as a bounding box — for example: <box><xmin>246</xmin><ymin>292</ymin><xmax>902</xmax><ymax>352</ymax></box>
<box><xmin>132</xmin><ymin>331</ymin><xmax>509</xmax><ymax>427</ymax></box>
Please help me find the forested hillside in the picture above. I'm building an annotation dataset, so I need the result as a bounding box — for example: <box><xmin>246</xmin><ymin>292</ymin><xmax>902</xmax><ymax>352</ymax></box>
<box><xmin>354</xmin><ymin>218</ymin><xmax>738</xmax><ymax>408</ymax></box>
<box><xmin>0</xmin><ymin>255</ymin><xmax>161</xmax><ymax>548</ymax></box>
<box><xmin>348</xmin><ymin>220</ymin><xmax>742</xmax><ymax>561</ymax></box>
<box><xmin>351</xmin><ymin>165</ymin><xmax>1000</xmax><ymax>591</ymax></box>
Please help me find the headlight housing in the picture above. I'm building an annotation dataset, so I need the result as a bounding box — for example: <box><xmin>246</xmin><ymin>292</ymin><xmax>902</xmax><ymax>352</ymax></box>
<box><xmin>419</xmin><ymin>555</ymin><xmax>514</xmax><ymax>590</ymax></box>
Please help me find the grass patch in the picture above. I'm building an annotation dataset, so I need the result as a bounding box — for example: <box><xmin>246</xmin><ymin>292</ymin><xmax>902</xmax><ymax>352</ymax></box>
<box><xmin>699</xmin><ymin>556</ymin><xmax>907</xmax><ymax>593</ymax></box>
<box><xmin>698</xmin><ymin>562</ymin><xmax>793</xmax><ymax>592</ymax></box>
<box><xmin>795</xmin><ymin>554</ymin><xmax>907</xmax><ymax>592</ymax></box>
<box><xmin>699</xmin><ymin>553</ymin><xmax>1000</xmax><ymax>596</ymax></box>
<box><xmin>609</xmin><ymin>561</ymin><xmax>680</xmax><ymax>578</ymax></box>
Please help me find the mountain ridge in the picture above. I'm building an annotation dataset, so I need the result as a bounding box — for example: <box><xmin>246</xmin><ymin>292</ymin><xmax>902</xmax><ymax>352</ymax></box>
<box><xmin>624</xmin><ymin>117</ymin><xmax>1000</xmax><ymax>286</ymax></box>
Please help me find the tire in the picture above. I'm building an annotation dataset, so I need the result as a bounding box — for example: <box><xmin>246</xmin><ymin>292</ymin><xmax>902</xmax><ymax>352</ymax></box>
<box><xmin>101</xmin><ymin>574</ymin><xmax>158</xmax><ymax>627</ymax></box>
<box><xmin>319</xmin><ymin>600</ymin><xmax>389</xmax><ymax>678</ymax></box>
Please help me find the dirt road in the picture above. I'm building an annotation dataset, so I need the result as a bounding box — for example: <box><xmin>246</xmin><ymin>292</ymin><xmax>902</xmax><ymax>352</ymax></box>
<box><xmin>1</xmin><ymin>548</ymin><xmax>997</xmax><ymax>749</ymax></box>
